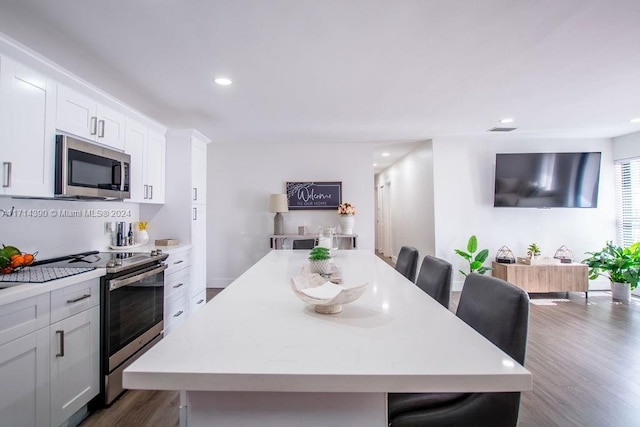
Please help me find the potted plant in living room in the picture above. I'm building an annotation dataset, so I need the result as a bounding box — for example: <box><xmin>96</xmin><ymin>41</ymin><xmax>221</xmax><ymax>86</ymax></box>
<box><xmin>454</xmin><ymin>235</ymin><xmax>491</xmax><ymax>276</ymax></box>
<box><xmin>582</xmin><ymin>241</ymin><xmax>640</xmax><ymax>302</ymax></box>
<box><xmin>309</xmin><ymin>247</ymin><xmax>332</xmax><ymax>275</ymax></box>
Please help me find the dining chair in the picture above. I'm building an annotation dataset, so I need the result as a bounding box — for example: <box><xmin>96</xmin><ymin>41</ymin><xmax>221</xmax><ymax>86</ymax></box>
<box><xmin>414</xmin><ymin>255</ymin><xmax>452</xmax><ymax>308</ymax></box>
<box><xmin>395</xmin><ymin>246</ymin><xmax>419</xmax><ymax>282</ymax></box>
<box><xmin>292</xmin><ymin>239</ymin><xmax>316</xmax><ymax>249</ymax></box>
<box><xmin>388</xmin><ymin>273</ymin><xmax>530</xmax><ymax>427</ymax></box>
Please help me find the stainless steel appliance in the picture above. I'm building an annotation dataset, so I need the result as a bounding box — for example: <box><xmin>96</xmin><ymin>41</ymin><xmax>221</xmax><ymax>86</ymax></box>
<box><xmin>33</xmin><ymin>250</ymin><xmax>167</xmax><ymax>405</ymax></box>
<box><xmin>55</xmin><ymin>135</ymin><xmax>131</xmax><ymax>199</ymax></box>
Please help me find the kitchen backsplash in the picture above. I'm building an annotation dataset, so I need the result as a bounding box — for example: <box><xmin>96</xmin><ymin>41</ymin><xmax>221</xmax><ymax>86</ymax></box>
<box><xmin>0</xmin><ymin>198</ymin><xmax>140</xmax><ymax>259</ymax></box>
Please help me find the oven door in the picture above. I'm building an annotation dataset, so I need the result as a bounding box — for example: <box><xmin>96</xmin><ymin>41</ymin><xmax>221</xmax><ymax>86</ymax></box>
<box><xmin>55</xmin><ymin>134</ymin><xmax>130</xmax><ymax>199</ymax></box>
<box><xmin>105</xmin><ymin>263</ymin><xmax>166</xmax><ymax>373</ymax></box>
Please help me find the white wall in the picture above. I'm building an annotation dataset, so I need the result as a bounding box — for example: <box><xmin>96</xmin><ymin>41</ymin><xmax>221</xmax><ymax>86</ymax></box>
<box><xmin>375</xmin><ymin>141</ymin><xmax>435</xmax><ymax>262</ymax></box>
<box><xmin>0</xmin><ymin>198</ymin><xmax>139</xmax><ymax>259</ymax></box>
<box><xmin>432</xmin><ymin>137</ymin><xmax>616</xmax><ymax>290</ymax></box>
<box><xmin>613</xmin><ymin>130</ymin><xmax>640</xmax><ymax>160</ymax></box>
<box><xmin>206</xmin><ymin>142</ymin><xmax>375</xmax><ymax>287</ymax></box>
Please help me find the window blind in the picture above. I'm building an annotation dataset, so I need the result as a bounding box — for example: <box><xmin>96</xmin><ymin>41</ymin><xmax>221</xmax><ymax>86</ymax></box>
<box><xmin>615</xmin><ymin>158</ymin><xmax>640</xmax><ymax>247</ymax></box>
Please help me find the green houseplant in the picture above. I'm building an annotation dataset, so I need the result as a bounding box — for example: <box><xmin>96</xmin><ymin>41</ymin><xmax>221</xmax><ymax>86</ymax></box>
<box><xmin>454</xmin><ymin>235</ymin><xmax>491</xmax><ymax>276</ymax></box>
<box><xmin>309</xmin><ymin>247</ymin><xmax>332</xmax><ymax>275</ymax></box>
<box><xmin>527</xmin><ymin>243</ymin><xmax>541</xmax><ymax>258</ymax></box>
<box><xmin>582</xmin><ymin>241</ymin><xmax>640</xmax><ymax>301</ymax></box>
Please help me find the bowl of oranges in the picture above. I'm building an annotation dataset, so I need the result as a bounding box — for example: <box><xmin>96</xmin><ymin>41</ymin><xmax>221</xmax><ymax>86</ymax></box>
<box><xmin>0</xmin><ymin>245</ymin><xmax>37</xmax><ymax>274</ymax></box>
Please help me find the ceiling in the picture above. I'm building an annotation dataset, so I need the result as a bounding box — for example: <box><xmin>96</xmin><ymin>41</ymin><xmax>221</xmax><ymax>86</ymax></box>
<box><xmin>1</xmin><ymin>0</ymin><xmax>639</xmax><ymax>172</ymax></box>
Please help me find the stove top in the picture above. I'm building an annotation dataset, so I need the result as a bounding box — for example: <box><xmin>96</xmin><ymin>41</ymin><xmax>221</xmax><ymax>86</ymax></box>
<box><xmin>33</xmin><ymin>250</ymin><xmax>168</xmax><ymax>274</ymax></box>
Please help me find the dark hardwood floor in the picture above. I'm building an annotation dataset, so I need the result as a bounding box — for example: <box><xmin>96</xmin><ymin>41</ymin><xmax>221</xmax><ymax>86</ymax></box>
<box><xmin>80</xmin><ymin>284</ymin><xmax>640</xmax><ymax>427</ymax></box>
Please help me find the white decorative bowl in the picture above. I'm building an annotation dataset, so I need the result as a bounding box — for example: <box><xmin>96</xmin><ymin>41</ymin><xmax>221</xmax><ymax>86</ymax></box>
<box><xmin>291</xmin><ymin>273</ymin><xmax>368</xmax><ymax>314</ymax></box>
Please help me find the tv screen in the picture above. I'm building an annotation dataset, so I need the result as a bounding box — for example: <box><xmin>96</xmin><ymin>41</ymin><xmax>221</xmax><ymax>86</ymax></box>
<box><xmin>494</xmin><ymin>152</ymin><xmax>601</xmax><ymax>208</ymax></box>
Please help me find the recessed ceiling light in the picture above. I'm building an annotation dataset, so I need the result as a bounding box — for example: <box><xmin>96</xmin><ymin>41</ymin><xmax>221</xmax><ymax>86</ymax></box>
<box><xmin>381</xmin><ymin>152</ymin><xmax>390</xmax><ymax>157</ymax></box>
<box><xmin>630</xmin><ymin>117</ymin><xmax>640</xmax><ymax>123</ymax></box>
<box><xmin>213</xmin><ymin>77</ymin><xmax>232</xmax><ymax>86</ymax></box>
<box><xmin>373</xmin><ymin>163</ymin><xmax>378</xmax><ymax>167</ymax></box>
<box><xmin>499</xmin><ymin>118</ymin><xmax>514</xmax><ymax>124</ymax></box>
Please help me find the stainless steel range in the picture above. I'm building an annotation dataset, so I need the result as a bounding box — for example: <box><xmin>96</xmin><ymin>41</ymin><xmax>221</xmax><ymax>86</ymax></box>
<box><xmin>32</xmin><ymin>250</ymin><xmax>168</xmax><ymax>405</ymax></box>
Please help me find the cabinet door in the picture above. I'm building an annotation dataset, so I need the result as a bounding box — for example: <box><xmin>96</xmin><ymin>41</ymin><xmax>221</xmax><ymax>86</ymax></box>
<box><xmin>50</xmin><ymin>306</ymin><xmax>99</xmax><ymax>427</ymax></box>
<box><xmin>0</xmin><ymin>328</ymin><xmax>50</xmax><ymax>427</ymax></box>
<box><xmin>56</xmin><ymin>84</ymin><xmax>96</xmax><ymax>141</ymax></box>
<box><xmin>124</xmin><ymin>120</ymin><xmax>147</xmax><ymax>203</ymax></box>
<box><xmin>191</xmin><ymin>204</ymin><xmax>207</xmax><ymax>296</ymax></box>
<box><xmin>146</xmin><ymin>130</ymin><xmax>166</xmax><ymax>204</ymax></box>
<box><xmin>190</xmin><ymin>138</ymin><xmax>207</xmax><ymax>204</ymax></box>
<box><xmin>96</xmin><ymin>104</ymin><xmax>125</xmax><ymax>151</ymax></box>
<box><xmin>0</xmin><ymin>57</ymin><xmax>55</xmax><ymax>197</ymax></box>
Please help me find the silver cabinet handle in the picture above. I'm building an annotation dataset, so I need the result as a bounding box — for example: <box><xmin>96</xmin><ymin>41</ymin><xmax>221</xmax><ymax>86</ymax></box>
<box><xmin>173</xmin><ymin>260</ymin><xmax>184</xmax><ymax>265</ymax></box>
<box><xmin>56</xmin><ymin>330</ymin><xmax>65</xmax><ymax>357</ymax></box>
<box><xmin>67</xmin><ymin>294</ymin><xmax>91</xmax><ymax>304</ymax></box>
<box><xmin>98</xmin><ymin>119</ymin><xmax>105</xmax><ymax>137</ymax></box>
<box><xmin>173</xmin><ymin>310</ymin><xmax>184</xmax><ymax>318</ymax></box>
<box><xmin>90</xmin><ymin>116</ymin><xmax>98</xmax><ymax>135</ymax></box>
<box><xmin>193</xmin><ymin>187</ymin><xmax>197</xmax><ymax>201</ymax></box>
<box><xmin>193</xmin><ymin>207</ymin><xmax>197</xmax><ymax>221</ymax></box>
<box><xmin>173</xmin><ymin>282</ymin><xmax>184</xmax><ymax>289</ymax></box>
<box><xmin>196</xmin><ymin>299</ymin><xmax>205</xmax><ymax>305</ymax></box>
<box><xmin>2</xmin><ymin>162</ymin><xmax>11</xmax><ymax>188</ymax></box>
<box><xmin>149</xmin><ymin>185</ymin><xmax>153</xmax><ymax>200</ymax></box>
<box><xmin>144</xmin><ymin>184</ymin><xmax>149</xmax><ymax>199</ymax></box>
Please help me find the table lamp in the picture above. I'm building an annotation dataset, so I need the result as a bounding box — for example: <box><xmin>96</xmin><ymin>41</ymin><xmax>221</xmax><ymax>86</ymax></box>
<box><xmin>269</xmin><ymin>194</ymin><xmax>289</xmax><ymax>235</ymax></box>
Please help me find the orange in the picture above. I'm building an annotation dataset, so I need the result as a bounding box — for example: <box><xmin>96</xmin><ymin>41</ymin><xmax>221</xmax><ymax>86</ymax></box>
<box><xmin>23</xmin><ymin>253</ymin><xmax>35</xmax><ymax>266</ymax></box>
<box><xmin>10</xmin><ymin>254</ymin><xmax>24</xmax><ymax>268</ymax></box>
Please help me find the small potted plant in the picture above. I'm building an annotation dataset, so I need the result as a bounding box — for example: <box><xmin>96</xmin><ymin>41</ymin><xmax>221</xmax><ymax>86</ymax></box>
<box><xmin>309</xmin><ymin>247</ymin><xmax>332</xmax><ymax>275</ymax></box>
<box><xmin>454</xmin><ymin>235</ymin><xmax>491</xmax><ymax>276</ymax></box>
<box><xmin>582</xmin><ymin>241</ymin><xmax>640</xmax><ymax>302</ymax></box>
<box><xmin>527</xmin><ymin>243</ymin><xmax>541</xmax><ymax>259</ymax></box>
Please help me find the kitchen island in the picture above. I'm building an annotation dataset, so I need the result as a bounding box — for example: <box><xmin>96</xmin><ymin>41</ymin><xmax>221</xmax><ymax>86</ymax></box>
<box><xmin>124</xmin><ymin>250</ymin><xmax>532</xmax><ymax>426</ymax></box>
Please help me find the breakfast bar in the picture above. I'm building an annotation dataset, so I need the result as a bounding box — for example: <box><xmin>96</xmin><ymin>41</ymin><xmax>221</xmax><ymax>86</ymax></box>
<box><xmin>124</xmin><ymin>250</ymin><xmax>532</xmax><ymax>426</ymax></box>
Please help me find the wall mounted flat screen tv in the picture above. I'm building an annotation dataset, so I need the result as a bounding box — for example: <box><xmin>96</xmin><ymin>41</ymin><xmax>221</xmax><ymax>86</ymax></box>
<box><xmin>494</xmin><ymin>152</ymin><xmax>601</xmax><ymax>208</ymax></box>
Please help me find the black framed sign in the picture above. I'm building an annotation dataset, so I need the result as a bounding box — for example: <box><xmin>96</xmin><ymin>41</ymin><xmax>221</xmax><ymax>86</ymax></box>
<box><xmin>286</xmin><ymin>182</ymin><xmax>342</xmax><ymax>210</ymax></box>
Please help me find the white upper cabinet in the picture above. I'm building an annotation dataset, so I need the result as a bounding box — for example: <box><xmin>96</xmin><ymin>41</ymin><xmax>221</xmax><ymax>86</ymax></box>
<box><xmin>0</xmin><ymin>56</ymin><xmax>55</xmax><ymax>198</ymax></box>
<box><xmin>147</xmin><ymin>129</ymin><xmax>166</xmax><ymax>203</ymax></box>
<box><xmin>56</xmin><ymin>84</ymin><xmax>125</xmax><ymax>151</ymax></box>
<box><xmin>191</xmin><ymin>137</ymin><xmax>207</xmax><ymax>204</ymax></box>
<box><xmin>125</xmin><ymin>119</ymin><xmax>165</xmax><ymax>204</ymax></box>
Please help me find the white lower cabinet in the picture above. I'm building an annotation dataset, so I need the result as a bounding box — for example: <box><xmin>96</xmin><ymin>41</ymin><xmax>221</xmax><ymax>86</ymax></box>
<box><xmin>50</xmin><ymin>305</ymin><xmax>100</xmax><ymax>427</ymax></box>
<box><xmin>0</xmin><ymin>278</ymin><xmax>100</xmax><ymax>427</ymax></box>
<box><xmin>0</xmin><ymin>328</ymin><xmax>50</xmax><ymax>427</ymax></box>
<box><xmin>163</xmin><ymin>247</ymin><xmax>193</xmax><ymax>336</ymax></box>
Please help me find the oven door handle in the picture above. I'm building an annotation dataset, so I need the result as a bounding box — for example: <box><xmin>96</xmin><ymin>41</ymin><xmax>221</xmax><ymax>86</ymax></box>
<box><xmin>108</xmin><ymin>264</ymin><xmax>168</xmax><ymax>291</ymax></box>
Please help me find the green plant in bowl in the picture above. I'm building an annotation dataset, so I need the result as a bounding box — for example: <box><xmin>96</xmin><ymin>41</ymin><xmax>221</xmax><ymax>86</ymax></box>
<box><xmin>308</xmin><ymin>247</ymin><xmax>331</xmax><ymax>261</ymax></box>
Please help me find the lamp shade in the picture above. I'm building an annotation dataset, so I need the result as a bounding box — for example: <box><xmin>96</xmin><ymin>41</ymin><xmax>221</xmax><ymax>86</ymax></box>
<box><xmin>269</xmin><ymin>194</ymin><xmax>289</xmax><ymax>213</ymax></box>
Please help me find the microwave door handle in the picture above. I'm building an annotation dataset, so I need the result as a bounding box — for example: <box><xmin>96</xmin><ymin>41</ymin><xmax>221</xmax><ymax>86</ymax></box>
<box><xmin>108</xmin><ymin>264</ymin><xmax>168</xmax><ymax>291</ymax></box>
<box><xmin>121</xmin><ymin>162</ymin><xmax>126</xmax><ymax>192</ymax></box>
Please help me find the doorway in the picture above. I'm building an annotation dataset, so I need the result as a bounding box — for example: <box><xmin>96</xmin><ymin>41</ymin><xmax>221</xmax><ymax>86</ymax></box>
<box><xmin>376</xmin><ymin>181</ymin><xmax>393</xmax><ymax>258</ymax></box>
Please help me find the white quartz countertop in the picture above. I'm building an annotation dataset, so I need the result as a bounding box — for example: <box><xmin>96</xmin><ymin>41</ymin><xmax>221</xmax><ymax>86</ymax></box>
<box><xmin>124</xmin><ymin>250</ymin><xmax>532</xmax><ymax>394</ymax></box>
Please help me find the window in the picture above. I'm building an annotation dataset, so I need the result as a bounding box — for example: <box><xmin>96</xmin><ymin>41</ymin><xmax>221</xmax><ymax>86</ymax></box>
<box><xmin>615</xmin><ymin>158</ymin><xmax>640</xmax><ymax>246</ymax></box>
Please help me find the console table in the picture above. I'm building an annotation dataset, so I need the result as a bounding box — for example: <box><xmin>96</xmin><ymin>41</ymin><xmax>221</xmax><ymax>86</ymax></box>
<box><xmin>491</xmin><ymin>261</ymin><xmax>589</xmax><ymax>297</ymax></box>
<box><xmin>269</xmin><ymin>234</ymin><xmax>358</xmax><ymax>250</ymax></box>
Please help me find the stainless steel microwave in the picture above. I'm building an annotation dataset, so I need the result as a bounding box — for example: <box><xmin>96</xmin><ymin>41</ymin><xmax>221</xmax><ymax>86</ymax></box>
<box><xmin>55</xmin><ymin>135</ymin><xmax>130</xmax><ymax>199</ymax></box>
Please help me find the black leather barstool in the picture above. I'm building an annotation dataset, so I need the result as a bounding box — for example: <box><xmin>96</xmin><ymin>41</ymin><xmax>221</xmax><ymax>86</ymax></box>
<box><xmin>388</xmin><ymin>274</ymin><xmax>530</xmax><ymax>427</ymax></box>
<box><xmin>415</xmin><ymin>255</ymin><xmax>452</xmax><ymax>308</ymax></box>
<box><xmin>395</xmin><ymin>246</ymin><xmax>419</xmax><ymax>282</ymax></box>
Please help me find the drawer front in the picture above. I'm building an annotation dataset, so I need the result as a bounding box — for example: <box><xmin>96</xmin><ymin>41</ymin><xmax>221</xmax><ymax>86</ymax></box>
<box><xmin>0</xmin><ymin>293</ymin><xmax>50</xmax><ymax>346</ymax></box>
<box><xmin>189</xmin><ymin>290</ymin><xmax>207</xmax><ymax>313</ymax></box>
<box><xmin>164</xmin><ymin>268</ymin><xmax>190</xmax><ymax>300</ymax></box>
<box><xmin>164</xmin><ymin>293</ymin><xmax>188</xmax><ymax>335</ymax></box>
<box><xmin>51</xmin><ymin>279</ymin><xmax>100</xmax><ymax>324</ymax></box>
<box><xmin>164</xmin><ymin>248</ymin><xmax>191</xmax><ymax>276</ymax></box>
